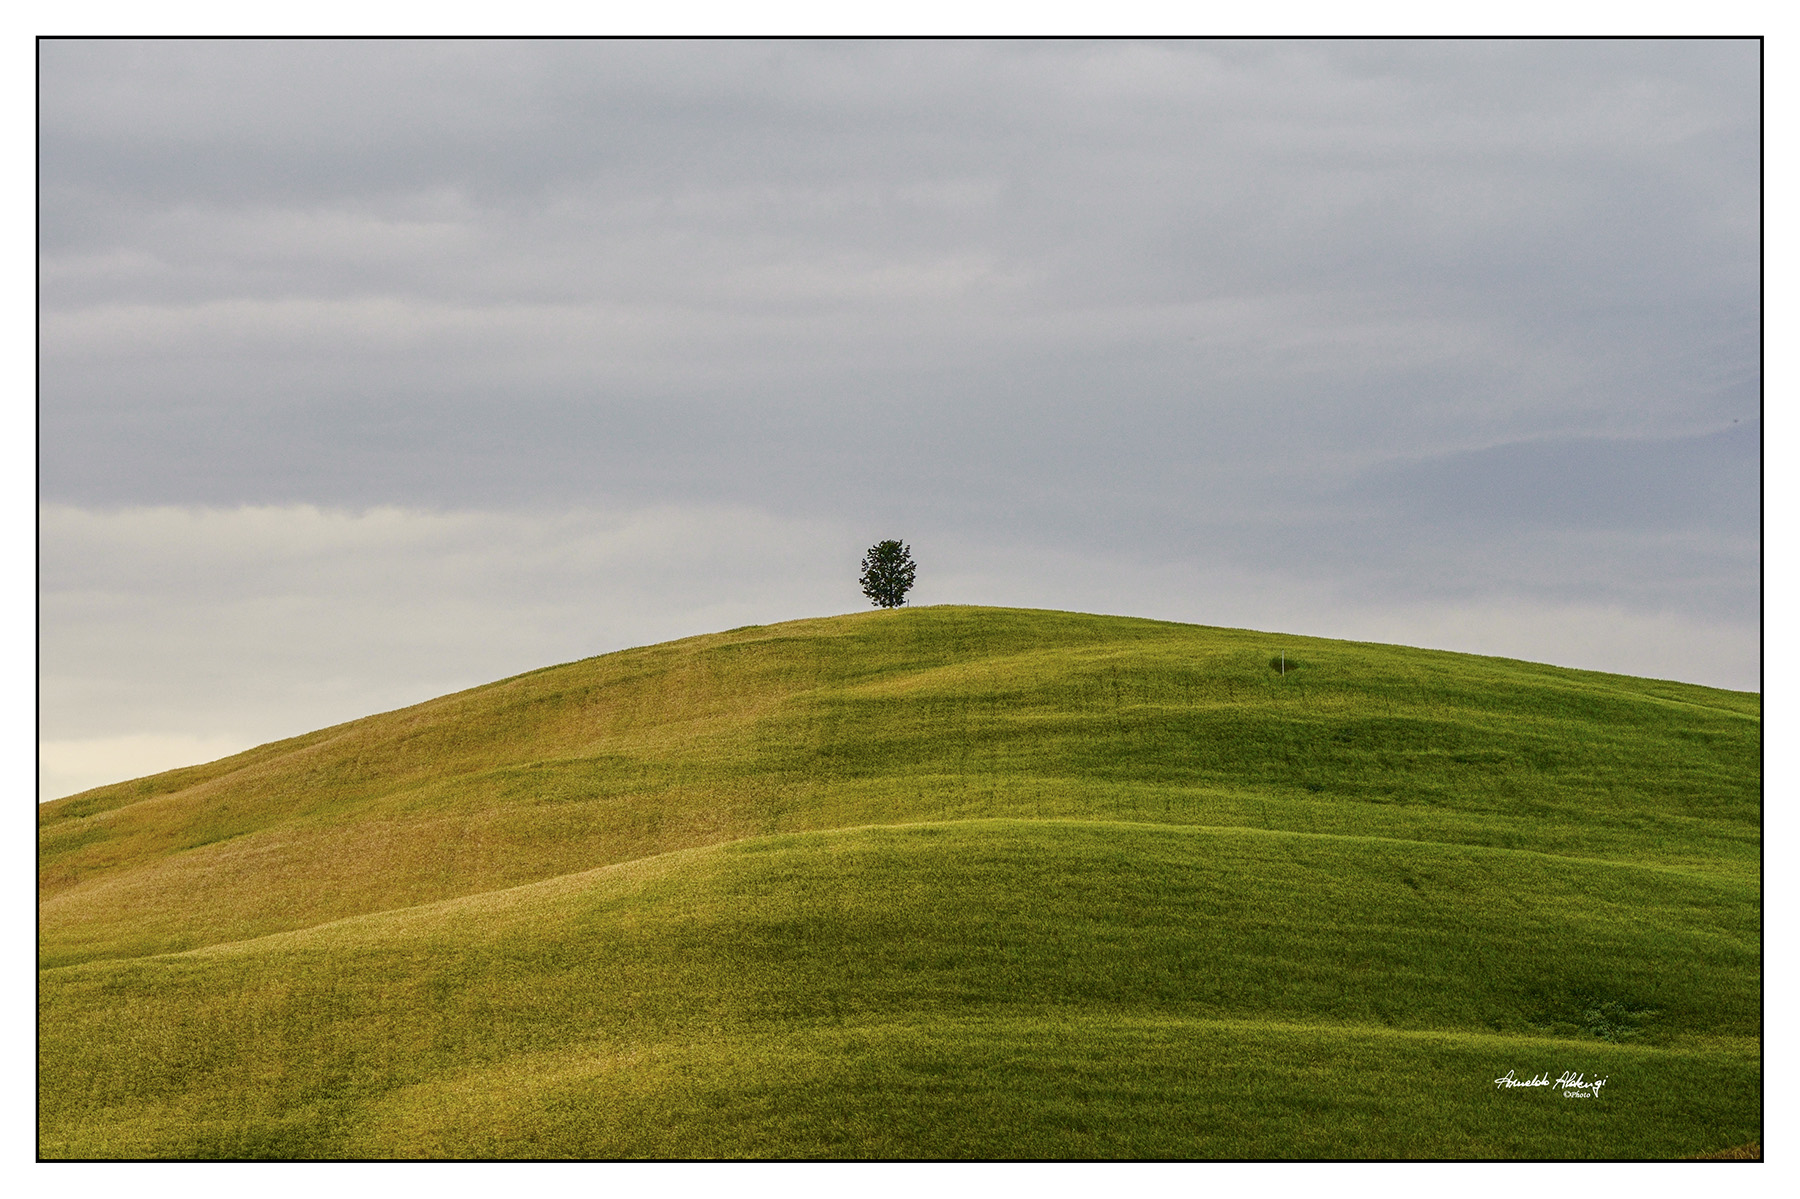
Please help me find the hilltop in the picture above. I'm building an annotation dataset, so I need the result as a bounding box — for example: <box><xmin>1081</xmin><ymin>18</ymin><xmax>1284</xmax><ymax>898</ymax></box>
<box><xmin>38</xmin><ymin>606</ymin><xmax>1760</xmax><ymax>1158</ymax></box>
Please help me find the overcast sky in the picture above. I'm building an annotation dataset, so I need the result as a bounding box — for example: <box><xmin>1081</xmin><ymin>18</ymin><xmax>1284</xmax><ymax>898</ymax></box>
<box><xmin>37</xmin><ymin>38</ymin><xmax>1761</xmax><ymax>800</ymax></box>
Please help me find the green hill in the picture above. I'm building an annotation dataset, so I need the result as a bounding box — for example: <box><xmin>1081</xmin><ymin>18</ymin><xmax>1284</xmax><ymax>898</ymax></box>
<box><xmin>38</xmin><ymin>606</ymin><xmax>1761</xmax><ymax>1159</ymax></box>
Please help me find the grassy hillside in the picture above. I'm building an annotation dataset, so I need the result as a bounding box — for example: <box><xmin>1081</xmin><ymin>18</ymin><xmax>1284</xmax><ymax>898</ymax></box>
<box><xmin>38</xmin><ymin>606</ymin><xmax>1761</xmax><ymax>1158</ymax></box>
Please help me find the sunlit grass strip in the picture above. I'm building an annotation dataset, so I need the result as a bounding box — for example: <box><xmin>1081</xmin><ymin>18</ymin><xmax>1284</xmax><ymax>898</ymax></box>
<box><xmin>41</xmin><ymin>1016</ymin><xmax>1760</xmax><ymax>1160</ymax></box>
<box><xmin>41</xmin><ymin>819</ymin><xmax>1758</xmax><ymax>1158</ymax></box>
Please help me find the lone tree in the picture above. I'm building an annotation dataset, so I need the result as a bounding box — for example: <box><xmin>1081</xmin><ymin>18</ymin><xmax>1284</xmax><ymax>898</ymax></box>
<box><xmin>859</xmin><ymin>539</ymin><xmax>916</xmax><ymax>608</ymax></box>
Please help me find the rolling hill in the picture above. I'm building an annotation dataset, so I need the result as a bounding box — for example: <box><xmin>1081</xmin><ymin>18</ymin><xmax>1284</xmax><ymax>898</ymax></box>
<box><xmin>38</xmin><ymin>606</ymin><xmax>1761</xmax><ymax>1159</ymax></box>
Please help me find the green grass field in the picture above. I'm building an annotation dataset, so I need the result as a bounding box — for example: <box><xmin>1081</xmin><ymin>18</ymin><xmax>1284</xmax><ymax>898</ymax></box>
<box><xmin>38</xmin><ymin>606</ymin><xmax>1761</xmax><ymax>1158</ymax></box>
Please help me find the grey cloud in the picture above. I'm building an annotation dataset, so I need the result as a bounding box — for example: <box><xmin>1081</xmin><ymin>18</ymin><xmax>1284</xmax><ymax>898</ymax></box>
<box><xmin>1352</xmin><ymin>421</ymin><xmax>1759</xmax><ymax>535</ymax></box>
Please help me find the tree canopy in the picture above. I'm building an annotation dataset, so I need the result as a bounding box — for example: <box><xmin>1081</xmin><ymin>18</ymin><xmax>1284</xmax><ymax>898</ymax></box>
<box><xmin>859</xmin><ymin>540</ymin><xmax>916</xmax><ymax>608</ymax></box>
